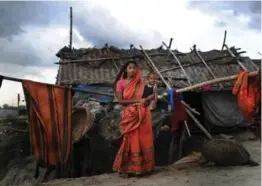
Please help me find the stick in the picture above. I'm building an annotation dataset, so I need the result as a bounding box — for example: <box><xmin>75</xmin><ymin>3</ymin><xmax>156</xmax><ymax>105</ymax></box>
<box><xmin>105</xmin><ymin>44</ymin><xmax>120</xmax><ymax>71</ymax></box>
<box><xmin>193</xmin><ymin>45</ymin><xmax>224</xmax><ymax>89</ymax></box>
<box><xmin>160</xmin><ymin>52</ymin><xmax>245</xmax><ymax>73</ymax></box>
<box><xmin>69</xmin><ymin>7</ymin><xmax>73</xmax><ymax>50</ymax></box>
<box><xmin>185</xmin><ymin>109</ymin><xmax>212</xmax><ymax>140</ymax></box>
<box><xmin>54</xmin><ymin>52</ymin><xmax>174</xmax><ymax>65</ymax></box>
<box><xmin>168</xmin><ymin>38</ymin><xmax>173</xmax><ymax>49</ymax></box>
<box><xmin>176</xmin><ymin>70</ymin><xmax>258</xmax><ymax>93</ymax></box>
<box><xmin>224</xmin><ymin>44</ymin><xmax>247</xmax><ymax>70</ymax></box>
<box><xmin>221</xmin><ymin>30</ymin><xmax>227</xmax><ymax>50</ymax></box>
<box><xmin>1</xmin><ymin>75</ymin><xmax>114</xmax><ymax>97</ymax></box>
<box><xmin>181</xmin><ymin>101</ymin><xmax>200</xmax><ymax>115</ymax></box>
<box><xmin>162</xmin><ymin>42</ymin><xmax>192</xmax><ymax>85</ymax></box>
<box><xmin>140</xmin><ymin>45</ymin><xmax>171</xmax><ymax>90</ymax></box>
<box><xmin>184</xmin><ymin>120</ymin><xmax>191</xmax><ymax>137</ymax></box>
<box><xmin>140</xmin><ymin>45</ymin><xmax>211</xmax><ymax>138</ymax></box>
<box><xmin>243</xmin><ymin>57</ymin><xmax>259</xmax><ymax>70</ymax></box>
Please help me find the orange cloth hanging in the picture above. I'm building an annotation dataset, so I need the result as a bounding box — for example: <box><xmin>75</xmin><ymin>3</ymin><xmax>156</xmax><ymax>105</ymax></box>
<box><xmin>232</xmin><ymin>71</ymin><xmax>260</xmax><ymax>124</ymax></box>
<box><xmin>22</xmin><ymin>80</ymin><xmax>72</xmax><ymax>170</ymax></box>
<box><xmin>112</xmin><ymin>70</ymin><xmax>154</xmax><ymax>175</ymax></box>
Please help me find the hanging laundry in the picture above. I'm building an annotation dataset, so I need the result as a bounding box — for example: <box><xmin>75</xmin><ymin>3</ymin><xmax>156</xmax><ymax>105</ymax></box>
<box><xmin>170</xmin><ymin>89</ymin><xmax>188</xmax><ymax>133</ymax></box>
<box><xmin>232</xmin><ymin>71</ymin><xmax>261</xmax><ymax>124</ymax></box>
<box><xmin>22</xmin><ymin>80</ymin><xmax>72</xmax><ymax>177</ymax></box>
<box><xmin>168</xmin><ymin>88</ymin><xmax>184</xmax><ymax>110</ymax></box>
<box><xmin>0</xmin><ymin>75</ymin><xmax>3</xmax><ymax>88</ymax></box>
<box><xmin>202</xmin><ymin>85</ymin><xmax>211</xmax><ymax>91</ymax></box>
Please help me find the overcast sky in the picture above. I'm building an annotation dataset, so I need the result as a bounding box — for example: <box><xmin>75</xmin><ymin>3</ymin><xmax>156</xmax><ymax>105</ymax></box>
<box><xmin>0</xmin><ymin>0</ymin><xmax>261</xmax><ymax>106</ymax></box>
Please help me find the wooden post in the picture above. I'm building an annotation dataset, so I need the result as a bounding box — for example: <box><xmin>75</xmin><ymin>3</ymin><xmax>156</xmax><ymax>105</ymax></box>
<box><xmin>69</xmin><ymin>7</ymin><xmax>73</xmax><ymax>51</ymax></box>
<box><xmin>221</xmin><ymin>30</ymin><xmax>227</xmax><ymax>50</ymax></box>
<box><xmin>193</xmin><ymin>45</ymin><xmax>224</xmax><ymax>89</ymax></box>
<box><xmin>168</xmin><ymin>38</ymin><xmax>173</xmax><ymax>49</ymax></box>
<box><xmin>17</xmin><ymin>93</ymin><xmax>20</xmax><ymax>108</ymax></box>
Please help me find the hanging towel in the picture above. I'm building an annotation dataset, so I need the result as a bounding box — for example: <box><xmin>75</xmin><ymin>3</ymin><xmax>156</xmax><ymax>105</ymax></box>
<box><xmin>22</xmin><ymin>80</ymin><xmax>72</xmax><ymax>177</ymax></box>
<box><xmin>171</xmin><ymin>90</ymin><xmax>188</xmax><ymax>133</ymax></box>
<box><xmin>168</xmin><ymin>88</ymin><xmax>184</xmax><ymax>110</ymax></box>
<box><xmin>0</xmin><ymin>75</ymin><xmax>3</xmax><ymax>88</ymax></box>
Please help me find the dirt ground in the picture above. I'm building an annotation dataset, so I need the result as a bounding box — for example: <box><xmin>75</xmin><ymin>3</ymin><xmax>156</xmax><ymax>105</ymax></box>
<box><xmin>43</xmin><ymin>131</ymin><xmax>261</xmax><ymax>186</ymax></box>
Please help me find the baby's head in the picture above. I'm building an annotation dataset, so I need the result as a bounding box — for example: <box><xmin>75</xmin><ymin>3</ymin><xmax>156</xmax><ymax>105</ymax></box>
<box><xmin>147</xmin><ymin>71</ymin><xmax>157</xmax><ymax>85</ymax></box>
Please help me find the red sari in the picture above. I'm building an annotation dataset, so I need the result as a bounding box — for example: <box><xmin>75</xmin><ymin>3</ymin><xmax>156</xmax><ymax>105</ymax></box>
<box><xmin>112</xmin><ymin>70</ymin><xmax>155</xmax><ymax>175</ymax></box>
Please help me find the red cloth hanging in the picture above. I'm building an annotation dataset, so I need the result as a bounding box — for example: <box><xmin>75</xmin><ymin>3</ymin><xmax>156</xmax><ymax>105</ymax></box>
<box><xmin>171</xmin><ymin>90</ymin><xmax>188</xmax><ymax>133</ymax></box>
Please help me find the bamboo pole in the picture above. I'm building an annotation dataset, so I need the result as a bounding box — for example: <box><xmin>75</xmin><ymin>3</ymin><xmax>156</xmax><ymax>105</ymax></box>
<box><xmin>69</xmin><ymin>7</ymin><xmax>73</xmax><ymax>50</ymax></box>
<box><xmin>160</xmin><ymin>52</ymin><xmax>246</xmax><ymax>74</ymax></box>
<box><xmin>105</xmin><ymin>43</ymin><xmax>120</xmax><ymax>71</ymax></box>
<box><xmin>193</xmin><ymin>45</ymin><xmax>224</xmax><ymax>89</ymax></box>
<box><xmin>185</xmin><ymin>109</ymin><xmax>212</xmax><ymax>140</ymax></box>
<box><xmin>176</xmin><ymin>71</ymin><xmax>259</xmax><ymax>93</ymax></box>
<box><xmin>184</xmin><ymin>120</ymin><xmax>191</xmax><ymax>137</ymax></box>
<box><xmin>162</xmin><ymin>42</ymin><xmax>192</xmax><ymax>85</ymax></box>
<box><xmin>54</xmin><ymin>52</ymin><xmax>174</xmax><ymax>65</ymax></box>
<box><xmin>1</xmin><ymin>75</ymin><xmax>114</xmax><ymax>97</ymax></box>
<box><xmin>221</xmin><ymin>30</ymin><xmax>227</xmax><ymax>50</ymax></box>
<box><xmin>140</xmin><ymin>45</ymin><xmax>212</xmax><ymax>139</ymax></box>
<box><xmin>168</xmin><ymin>38</ymin><xmax>173</xmax><ymax>49</ymax></box>
<box><xmin>140</xmin><ymin>45</ymin><xmax>171</xmax><ymax>89</ymax></box>
<box><xmin>224</xmin><ymin>44</ymin><xmax>247</xmax><ymax>70</ymax></box>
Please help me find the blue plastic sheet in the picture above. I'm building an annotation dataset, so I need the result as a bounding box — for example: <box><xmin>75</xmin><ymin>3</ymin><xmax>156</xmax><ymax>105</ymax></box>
<box><xmin>74</xmin><ymin>84</ymin><xmax>114</xmax><ymax>103</ymax></box>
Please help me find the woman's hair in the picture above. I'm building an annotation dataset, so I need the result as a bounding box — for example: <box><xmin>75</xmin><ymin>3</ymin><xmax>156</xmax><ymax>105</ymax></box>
<box><xmin>116</xmin><ymin>60</ymin><xmax>137</xmax><ymax>81</ymax></box>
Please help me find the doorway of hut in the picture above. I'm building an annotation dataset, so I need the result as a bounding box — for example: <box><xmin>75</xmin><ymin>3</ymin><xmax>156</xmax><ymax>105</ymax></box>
<box><xmin>178</xmin><ymin>91</ymin><xmax>207</xmax><ymax>158</ymax></box>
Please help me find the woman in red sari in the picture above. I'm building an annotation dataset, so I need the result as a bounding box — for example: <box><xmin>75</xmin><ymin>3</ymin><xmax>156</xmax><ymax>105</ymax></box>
<box><xmin>113</xmin><ymin>61</ymin><xmax>155</xmax><ymax>177</ymax></box>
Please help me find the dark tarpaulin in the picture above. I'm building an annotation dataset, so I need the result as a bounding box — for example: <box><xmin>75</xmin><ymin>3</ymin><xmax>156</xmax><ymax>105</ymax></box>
<box><xmin>202</xmin><ymin>92</ymin><xmax>250</xmax><ymax>127</ymax></box>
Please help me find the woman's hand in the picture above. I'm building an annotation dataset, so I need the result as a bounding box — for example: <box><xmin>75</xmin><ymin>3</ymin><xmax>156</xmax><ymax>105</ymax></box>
<box><xmin>139</xmin><ymin>98</ymin><xmax>146</xmax><ymax>104</ymax></box>
<box><xmin>147</xmin><ymin>95</ymin><xmax>154</xmax><ymax>101</ymax></box>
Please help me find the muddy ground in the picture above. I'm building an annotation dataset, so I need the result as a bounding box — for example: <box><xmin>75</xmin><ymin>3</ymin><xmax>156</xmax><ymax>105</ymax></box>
<box><xmin>43</xmin><ymin>131</ymin><xmax>261</xmax><ymax>186</ymax></box>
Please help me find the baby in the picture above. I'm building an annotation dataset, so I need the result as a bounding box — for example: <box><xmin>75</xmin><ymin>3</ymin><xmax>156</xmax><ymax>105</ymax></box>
<box><xmin>142</xmin><ymin>71</ymin><xmax>158</xmax><ymax>110</ymax></box>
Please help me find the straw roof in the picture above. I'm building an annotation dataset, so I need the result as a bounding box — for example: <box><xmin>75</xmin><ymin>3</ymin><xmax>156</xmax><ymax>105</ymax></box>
<box><xmin>55</xmin><ymin>45</ymin><xmax>259</xmax><ymax>91</ymax></box>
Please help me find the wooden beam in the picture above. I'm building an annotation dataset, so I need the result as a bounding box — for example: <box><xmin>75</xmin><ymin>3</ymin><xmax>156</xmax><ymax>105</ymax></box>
<box><xmin>176</xmin><ymin>71</ymin><xmax>259</xmax><ymax>93</ymax></box>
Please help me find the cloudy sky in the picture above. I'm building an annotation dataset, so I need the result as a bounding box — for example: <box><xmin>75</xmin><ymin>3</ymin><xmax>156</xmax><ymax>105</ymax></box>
<box><xmin>0</xmin><ymin>0</ymin><xmax>261</xmax><ymax>106</ymax></box>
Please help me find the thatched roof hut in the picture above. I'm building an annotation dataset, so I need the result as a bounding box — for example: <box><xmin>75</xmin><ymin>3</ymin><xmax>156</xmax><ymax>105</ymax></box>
<box><xmin>55</xmin><ymin>44</ymin><xmax>259</xmax><ymax>91</ymax></box>
<box><xmin>52</xmin><ymin>43</ymin><xmax>261</xmax><ymax>178</ymax></box>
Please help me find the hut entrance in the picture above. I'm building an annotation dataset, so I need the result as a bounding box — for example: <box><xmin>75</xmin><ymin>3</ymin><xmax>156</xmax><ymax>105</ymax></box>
<box><xmin>178</xmin><ymin>92</ymin><xmax>206</xmax><ymax>157</ymax></box>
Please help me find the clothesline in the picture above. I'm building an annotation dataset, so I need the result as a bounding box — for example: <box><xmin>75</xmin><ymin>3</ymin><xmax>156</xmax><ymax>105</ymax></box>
<box><xmin>0</xmin><ymin>74</ymin><xmax>114</xmax><ymax>97</ymax></box>
<box><xmin>1</xmin><ymin>70</ymin><xmax>259</xmax><ymax>99</ymax></box>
